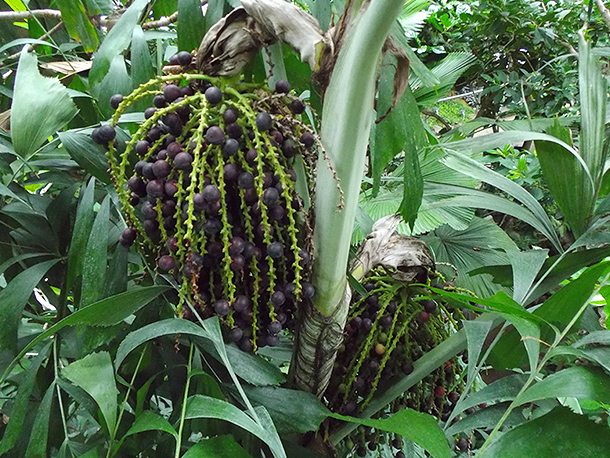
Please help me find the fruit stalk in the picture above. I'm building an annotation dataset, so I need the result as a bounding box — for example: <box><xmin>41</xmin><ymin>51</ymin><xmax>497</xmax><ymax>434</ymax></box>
<box><xmin>289</xmin><ymin>0</ymin><xmax>409</xmax><ymax>396</ymax></box>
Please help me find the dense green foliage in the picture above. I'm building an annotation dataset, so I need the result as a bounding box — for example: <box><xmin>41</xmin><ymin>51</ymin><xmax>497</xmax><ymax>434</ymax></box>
<box><xmin>0</xmin><ymin>0</ymin><xmax>609</xmax><ymax>457</ymax></box>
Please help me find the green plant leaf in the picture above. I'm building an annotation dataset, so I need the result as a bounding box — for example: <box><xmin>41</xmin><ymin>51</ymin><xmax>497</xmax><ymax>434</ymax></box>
<box><xmin>464</xmin><ymin>320</ymin><xmax>493</xmax><ymax>386</ymax></box>
<box><xmin>516</xmin><ymin>366</ymin><xmax>610</xmax><ymax>406</ymax></box>
<box><xmin>400</xmin><ymin>140</ymin><xmax>424</xmax><ymax>230</ymax></box>
<box><xmin>547</xmin><ymin>346</ymin><xmax>610</xmax><ymax>372</ymax></box>
<box><xmin>372</xmin><ymin>60</ymin><xmax>427</xmax><ymax>197</ymax></box>
<box><xmin>223</xmin><ymin>345</ymin><xmax>286</xmax><ymax>386</ymax></box>
<box><xmin>421</xmin><ymin>217</ymin><xmax>517</xmax><ymax>298</ymax></box>
<box><xmin>459</xmin><ymin>374</ymin><xmax>530</xmax><ymax>413</ymax></box>
<box><xmin>489</xmin><ymin>261</ymin><xmax>610</xmax><ymax>369</ymax></box>
<box><xmin>130</xmin><ymin>25</ymin><xmax>155</xmax><ymax>87</ymax></box>
<box><xmin>62</xmin><ymin>351</ymin><xmax>118</xmax><ymax>437</ymax></box>
<box><xmin>103</xmin><ymin>244</ymin><xmax>128</xmax><ymax>298</ymax></box>
<box><xmin>55</xmin><ymin>0</ymin><xmax>99</xmax><ymax>52</ymax></box>
<box><xmin>0</xmin><ymin>259</ymin><xmax>58</xmax><ymax>354</ymax></box>
<box><xmin>445</xmin><ymin>402</ymin><xmax>525</xmax><ymax>437</ymax></box>
<box><xmin>330</xmin><ymin>409</ymin><xmax>451</xmax><ymax>458</ymax></box>
<box><xmin>509</xmin><ymin>249</ymin><xmax>549</xmax><ymax>305</ymax></box>
<box><xmin>185</xmin><ymin>395</ymin><xmax>286</xmax><ymax>458</ymax></box>
<box><xmin>179</xmin><ymin>0</ymin><xmax>206</xmax><ymax>53</ymax></box>
<box><xmin>66</xmin><ymin>178</ymin><xmax>96</xmax><ymax>294</ymax></box>
<box><xmin>578</xmin><ymin>31</ymin><xmax>608</xmax><ymax>190</ymax></box>
<box><xmin>0</xmin><ymin>345</ymin><xmax>50</xmax><ymax>456</ymax></box>
<box><xmin>81</xmin><ymin>196</ymin><xmax>109</xmax><ymax>307</ymax></box>
<box><xmin>25</xmin><ymin>382</ymin><xmax>55</xmax><ymax>458</ymax></box>
<box><xmin>479</xmin><ymin>406</ymin><xmax>610</xmax><ymax>458</ymax></box>
<box><xmin>241</xmin><ymin>386</ymin><xmax>330</xmax><ymax>433</ymax></box>
<box><xmin>89</xmin><ymin>0</ymin><xmax>149</xmax><ymax>85</ymax></box>
<box><xmin>573</xmin><ymin>330</ymin><xmax>610</xmax><ymax>348</ymax></box>
<box><xmin>441</xmin><ymin>150</ymin><xmax>563</xmax><ymax>251</ymax></box>
<box><xmin>536</xmin><ymin>121</ymin><xmax>592</xmax><ymax>237</ymax></box>
<box><xmin>3</xmin><ymin>286</ymin><xmax>170</xmax><ymax>383</ymax></box>
<box><xmin>58</xmin><ymin>130</ymin><xmax>112</xmax><ymax>184</ymax></box>
<box><xmin>11</xmin><ymin>50</ymin><xmax>78</xmax><ymax>158</ymax></box>
<box><xmin>412</xmin><ymin>52</ymin><xmax>476</xmax><ymax>108</ymax></box>
<box><xmin>92</xmin><ymin>55</ymin><xmax>133</xmax><ymax>118</ymax></box>
<box><xmin>183</xmin><ymin>435</ymin><xmax>252</xmax><ymax>458</ymax></box>
<box><xmin>123</xmin><ymin>410</ymin><xmax>178</xmax><ymax>441</ymax></box>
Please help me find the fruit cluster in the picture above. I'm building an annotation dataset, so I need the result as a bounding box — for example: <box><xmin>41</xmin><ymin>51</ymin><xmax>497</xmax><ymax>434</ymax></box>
<box><xmin>95</xmin><ymin>72</ymin><xmax>316</xmax><ymax>351</ymax></box>
<box><xmin>327</xmin><ymin>271</ymin><xmax>469</xmax><ymax>456</ymax></box>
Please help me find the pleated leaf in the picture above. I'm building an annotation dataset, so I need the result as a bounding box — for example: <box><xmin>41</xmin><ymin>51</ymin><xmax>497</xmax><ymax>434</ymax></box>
<box><xmin>11</xmin><ymin>50</ymin><xmax>78</xmax><ymax>158</ymax></box>
<box><xmin>536</xmin><ymin>121</ymin><xmax>592</xmax><ymax>237</ymax></box>
<box><xmin>479</xmin><ymin>406</ymin><xmax>610</xmax><ymax>458</ymax></box>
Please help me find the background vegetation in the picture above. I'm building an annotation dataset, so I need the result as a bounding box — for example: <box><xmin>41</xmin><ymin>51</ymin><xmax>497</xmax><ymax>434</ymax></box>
<box><xmin>0</xmin><ymin>0</ymin><xmax>609</xmax><ymax>457</ymax></box>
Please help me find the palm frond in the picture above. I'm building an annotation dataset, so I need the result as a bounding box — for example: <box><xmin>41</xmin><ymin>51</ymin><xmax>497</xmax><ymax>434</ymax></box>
<box><xmin>411</xmin><ymin>52</ymin><xmax>477</xmax><ymax>108</ymax></box>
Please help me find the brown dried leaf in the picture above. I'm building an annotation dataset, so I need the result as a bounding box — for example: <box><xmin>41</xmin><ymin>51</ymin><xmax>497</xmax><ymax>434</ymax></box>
<box><xmin>196</xmin><ymin>7</ymin><xmax>275</xmax><ymax>76</ymax></box>
<box><xmin>241</xmin><ymin>0</ymin><xmax>326</xmax><ymax>70</ymax></box>
<box><xmin>377</xmin><ymin>37</ymin><xmax>410</xmax><ymax>123</ymax></box>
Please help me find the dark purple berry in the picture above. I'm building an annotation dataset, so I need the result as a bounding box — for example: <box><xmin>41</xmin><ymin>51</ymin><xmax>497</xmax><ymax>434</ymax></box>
<box><xmin>173</xmin><ymin>152</ymin><xmax>193</xmax><ymax>171</ymax></box>
<box><xmin>128</xmin><ymin>176</ymin><xmax>146</xmax><ymax>195</ymax></box>
<box><xmin>164</xmin><ymin>181</ymin><xmax>178</xmax><ymax>197</ymax></box>
<box><xmin>152</xmin><ymin>160</ymin><xmax>171</xmax><ymax>178</ymax></box>
<box><xmin>205</xmin><ymin>86</ymin><xmax>223</xmax><ymax>105</ymax></box>
<box><xmin>143</xmin><ymin>219</ymin><xmax>159</xmax><ymax>235</ymax></box>
<box><xmin>146</xmin><ymin>180</ymin><xmax>165</xmax><ymax>198</ymax></box>
<box><xmin>141</xmin><ymin>201</ymin><xmax>157</xmax><ymax>219</ymax></box>
<box><xmin>202</xmin><ymin>185</ymin><xmax>221</xmax><ymax>203</ymax></box>
<box><xmin>144</xmin><ymin>107</ymin><xmax>156</xmax><ymax>119</ymax></box>
<box><xmin>456</xmin><ymin>437</ymin><xmax>469</xmax><ymax>451</ymax></box>
<box><xmin>401</xmin><ymin>362</ymin><xmax>414</xmax><ymax>375</ymax></box>
<box><xmin>163</xmin><ymin>84</ymin><xmax>181</xmax><ymax>103</ymax></box>
<box><xmin>266</xmin><ymin>334</ymin><xmax>279</xmax><ymax>346</ymax></box>
<box><xmin>289</xmin><ymin>99</ymin><xmax>305</xmax><ymax>114</ymax></box>
<box><xmin>263</xmin><ymin>187</ymin><xmax>280</xmax><ymax>206</ymax></box>
<box><xmin>298</xmin><ymin>250</ymin><xmax>310</xmax><ymax>265</ymax></box>
<box><xmin>180</xmin><ymin>85</ymin><xmax>194</xmax><ymax>97</ymax></box>
<box><xmin>362</xmin><ymin>318</ymin><xmax>373</xmax><ymax>332</ymax></box>
<box><xmin>270</xmin><ymin>130</ymin><xmax>283</xmax><ymax>144</ymax></box>
<box><xmin>119</xmin><ymin>227</ymin><xmax>136</xmax><ymax>246</ymax></box>
<box><xmin>275</xmin><ymin>79</ymin><xmax>290</xmax><ymax>93</ymax></box>
<box><xmin>166</xmin><ymin>142</ymin><xmax>183</xmax><ymax>159</ymax></box>
<box><xmin>223</xmin><ymin>163</ymin><xmax>240</xmax><ymax>182</ymax></box>
<box><xmin>214</xmin><ymin>299</ymin><xmax>230</xmax><ymax>316</ymax></box>
<box><xmin>205</xmin><ymin>126</ymin><xmax>224</xmax><ymax>145</ymax></box>
<box><xmin>422</xmin><ymin>300</ymin><xmax>437</xmax><ymax>313</ymax></box>
<box><xmin>153</xmin><ymin>94</ymin><xmax>167</xmax><ymax>108</ymax></box>
<box><xmin>230</xmin><ymin>255</ymin><xmax>245</xmax><ymax>271</ymax></box>
<box><xmin>158</xmin><ymin>255</ymin><xmax>175</xmax><ymax>272</ymax></box>
<box><xmin>227</xmin><ymin>327</ymin><xmax>243</xmax><ymax>342</ymax></box>
<box><xmin>222</xmin><ymin>138</ymin><xmax>240</xmax><ymax>156</ymax></box>
<box><xmin>237</xmin><ymin>172</ymin><xmax>254</xmax><ymax>189</ymax></box>
<box><xmin>245</xmin><ymin>148</ymin><xmax>257</xmax><ymax>164</ymax></box>
<box><xmin>225</xmin><ymin>122</ymin><xmax>243</xmax><ymax>139</ymax></box>
<box><xmin>379</xmin><ymin>315</ymin><xmax>392</xmax><ymax>329</ymax></box>
<box><xmin>229</xmin><ymin>237</ymin><xmax>245</xmax><ymax>256</ymax></box>
<box><xmin>233</xmin><ymin>295</ymin><xmax>251</xmax><ymax>313</ymax></box>
<box><xmin>176</xmin><ymin>51</ymin><xmax>192</xmax><ymax>66</ymax></box>
<box><xmin>267</xmin><ymin>320</ymin><xmax>282</xmax><ymax>335</ymax></box>
<box><xmin>271</xmin><ymin>291</ymin><xmax>286</xmax><ymax>306</ymax></box>
<box><xmin>302</xmin><ymin>282</ymin><xmax>315</xmax><ymax>299</ymax></box>
<box><xmin>255</xmin><ymin>112</ymin><xmax>272</xmax><ymax>131</ymax></box>
<box><xmin>109</xmin><ymin>93</ymin><xmax>123</xmax><ymax>110</ymax></box>
<box><xmin>93</xmin><ymin>125</ymin><xmax>116</xmax><ymax>144</ymax></box>
<box><xmin>193</xmin><ymin>193</ymin><xmax>206</xmax><ymax>211</ymax></box>
<box><xmin>141</xmin><ymin>162</ymin><xmax>155</xmax><ymax>180</ymax></box>
<box><xmin>223</xmin><ymin>107</ymin><xmax>239</xmax><ymax>124</ymax></box>
<box><xmin>268</xmin><ymin>205</ymin><xmax>285</xmax><ymax>221</ymax></box>
<box><xmin>204</xmin><ymin>218</ymin><xmax>222</xmax><ymax>235</ymax></box>
<box><xmin>267</xmin><ymin>242</ymin><xmax>284</xmax><ymax>259</ymax></box>
<box><xmin>300</xmin><ymin>132</ymin><xmax>315</xmax><ymax>148</ymax></box>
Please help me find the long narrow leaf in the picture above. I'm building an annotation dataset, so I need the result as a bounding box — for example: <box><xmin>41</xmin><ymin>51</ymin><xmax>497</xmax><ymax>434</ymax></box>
<box><xmin>578</xmin><ymin>31</ymin><xmax>607</xmax><ymax>189</ymax></box>
<box><xmin>185</xmin><ymin>395</ymin><xmax>286</xmax><ymax>458</ymax></box>
<box><xmin>2</xmin><ymin>286</ymin><xmax>170</xmax><ymax>383</ymax></box>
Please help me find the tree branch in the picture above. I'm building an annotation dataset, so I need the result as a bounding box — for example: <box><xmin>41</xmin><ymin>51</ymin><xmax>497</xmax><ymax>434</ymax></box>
<box><xmin>0</xmin><ymin>9</ymin><xmax>62</xmax><ymax>21</ymax></box>
<box><xmin>595</xmin><ymin>0</ymin><xmax>610</xmax><ymax>30</ymax></box>
<box><xmin>142</xmin><ymin>11</ymin><xmax>179</xmax><ymax>29</ymax></box>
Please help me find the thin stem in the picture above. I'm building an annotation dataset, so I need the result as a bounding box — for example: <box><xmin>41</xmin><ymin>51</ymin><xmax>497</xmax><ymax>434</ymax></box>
<box><xmin>53</xmin><ymin>338</ymin><xmax>73</xmax><ymax>457</ymax></box>
<box><xmin>478</xmin><ymin>269</ymin><xmax>610</xmax><ymax>454</ymax></box>
<box><xmin>108</xmin><ymin>346</ymin><xmax>148</xmax><ymax>457</ymax></box>
<box><xmin>175</xmin><ymin>343</ymin><xmax>195</xmax><ymax>458</ymax></box>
